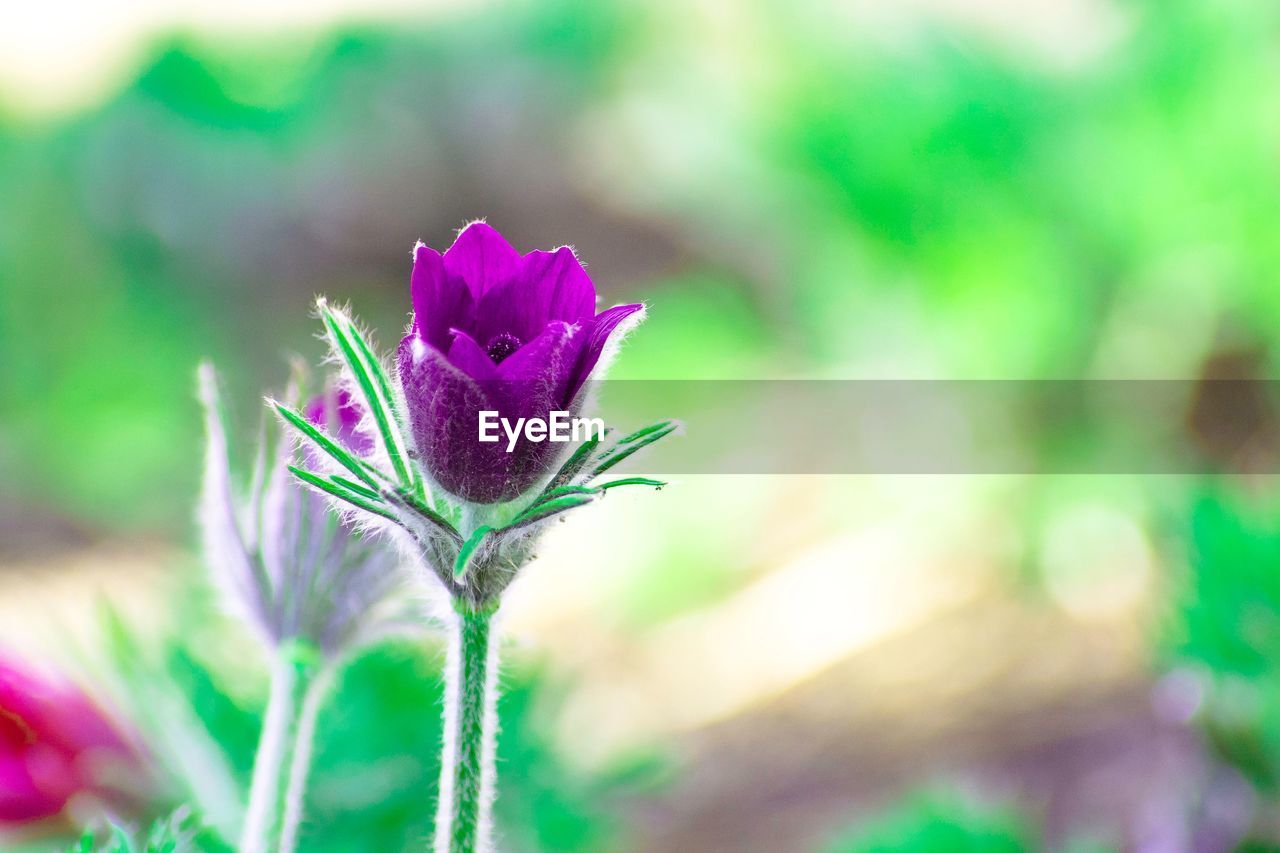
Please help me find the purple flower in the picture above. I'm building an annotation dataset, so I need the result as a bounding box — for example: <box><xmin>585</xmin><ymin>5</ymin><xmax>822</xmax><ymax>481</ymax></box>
<box><xmin>199</xmin><ymin>367</ymin><xmax>406</xmax><ymax>659</ymax></box>
<box><xmin>397</xmin><ymin>222</ymin><xmax>643</xmax><ymax>504</ymax></box>
<box><xmin>0</xmin><ymin>658</ymin><xmax>139</xmax><ymax>825</ymax></box>
<box><xmin>304</xmin><ymin>387</ymin><xmax>374</xmax><ymax>458</ymax></box>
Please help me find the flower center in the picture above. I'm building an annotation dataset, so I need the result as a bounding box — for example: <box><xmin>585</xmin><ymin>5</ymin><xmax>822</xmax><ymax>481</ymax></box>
<box><xmin>485</xmin><ymin>332</ymin><xmax>522</xmax><ymax>364</ymax></box>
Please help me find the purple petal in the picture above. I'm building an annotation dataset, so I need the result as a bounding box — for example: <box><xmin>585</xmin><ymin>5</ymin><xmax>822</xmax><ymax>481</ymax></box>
<box><xmin>496</xmin><ymin>321</ymin><xmax>576</xmax><ymax>382</ymax></box>
<box><xmin>447</xmin><ymin>330</ymin><xmax>499</xmax><ymax>381</ymax></box>
<box><xmin>395</xmin><ymin>227</ymin><xmax>640</xmax><ymax>504</ymax></box>
<box><xmin>475</xmin><ymin>247</ymin><xmax>596</xmax><ymax>345</ymax></box>
<box><xmin>397</xmin><ymin>328</ymin><xmax>580</xmax><ymax>503</ymax></box>
<box><xmin>304</xmin><ymin>387</ymin><xmax>374</xmax><ymax>457</ymax></box>
<box><xmin>567</xmin><ymin>302</ymin><xmax>645</xmax><ymax>398</ymax></box>
<box><xmin>398</xmin><ymin>334</ymin><xmax>510</xmax><ymax>502</ymax></box>
<box><xmin>496</xmin><ymin>321</ymin><xmax>583</xmax><ymax>416</ymax></box>
<box><xmin>443</xmin><ymin>222</ymin><xmax>521</xmax><ymax>300</ymax></box>
<box><xmin>411</xmin><ymin>244</ymin><xmax>475</xmax><ymax>351</ymax></box>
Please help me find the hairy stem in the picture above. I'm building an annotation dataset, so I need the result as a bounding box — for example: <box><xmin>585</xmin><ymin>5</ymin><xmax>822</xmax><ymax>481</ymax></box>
<box><xmin>241</xmin><ymin>640</ymin><xmax>325</xmax><ymax>853</ymax></box>
<box><xmin>280</xmin><ymin>661</ymin><xmax>333</xmax><ymax>852</ymax></box>
<box><xmin>435</xmin><ymin>604</ymin><xmax>500</xmax><ymax>853</ymax></box>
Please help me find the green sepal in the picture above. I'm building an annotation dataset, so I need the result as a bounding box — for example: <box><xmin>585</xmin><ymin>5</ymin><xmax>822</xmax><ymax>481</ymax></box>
<box><xmin>528</xmin><ymin>483</ymin><xmax>599</xmax><ymax>505</ymax></box>
<box><xmin>546</xmin><ymin>432</ymin><xmax>605</xmax><ymax>489</ymax></box>
<box><xmin>591</xmin><ymin>420</ymin><xmax>678</xmax><ymax>477</ymax></box>
<box><xmin>274</xmin><ymin>403</ymin><xmax>382</xmax><ymax>490</ymax></box>
<box><xmin>597</xmin><ymin>477</ymin><xmax>666</xmax><ymax>491</ymax></box>
<box><xmin>71</xmin><ymin>829</ymin><xmax>94</xmax><ymax>853</ymax></box>
<box><xmin>318</xmin><ymin>302</ymin><xmax>418</xmax><ymax>495</ymax></box>
<box><xmin>522</xmin><ymin>477</ymin><xmax>663</xmax><ymax>511</ymax></box>
<box><xmin>144</xmin><ymin>807</ymin><xmax>234</xmax><ymax>853</ymax></box>
<box><xmin>386</xmin><ymin>490</ymin><xmax>462</xmax><ymax>543</ymax></box>
<box><xmin>332</xmin><ymin>475</ymin><xmax>381</xmax><ymax>501</ymax></box>
<box><xmin>454</xmin><ymin>525</ymin><xmax>494</xmax><ymax>580</ymax></box>
<box><xmin>507</xmin><ymin>493</ymin><xmax>598</xmax><ymax>530</ymax></box>
<box><xmin>613</xmin><ymin>421</ymin><xmax>674</xmax><ymax>446</ymax></box>
<box><xmin>287</xmin><ymin>466</ymin><xmax>399</xmax><ymax>524</ymax></box>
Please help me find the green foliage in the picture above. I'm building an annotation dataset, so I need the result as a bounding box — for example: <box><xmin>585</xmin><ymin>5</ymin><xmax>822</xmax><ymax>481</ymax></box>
<box><xmin>1179</xmin><ymin>490</ymin><xmax>1280</xmax><ymax>678</ymax></box>
<box><xmin>69</xmin><ymin>809</ymin><xmax>231</xmax><ymax>853</ymax></box>
<box><xmin>299</xmin><ymin>642</ymin><xmax>614</xmax><ymax>852</ymax></box>
<box><xmin>824</xmin><ymin>792</ymin><xmax>1037</xmax><ymax>853</ymax></box>
<box><xmin>0</xmin><ymin>0</ymin><xmax>628</xmax><ymax>532</ymax></box>
<box><xmin>1173</xmin><ymin>487</ymin><xmax>1280</xmax><ymax>794</ymax></box>
<box><xmin>122</xmin><ymin>607</ymin><xmax>615</xmax><ymax>851</ymax></box>
<box><xmin>6</xmin><ymin>0</ymin><xmax>1280</xmax><ymax>845</ymax></box>
<box><xmin>6</xmin><ymin>0</ymin><xmax>1280</xmax><ymax>538</ymax></box>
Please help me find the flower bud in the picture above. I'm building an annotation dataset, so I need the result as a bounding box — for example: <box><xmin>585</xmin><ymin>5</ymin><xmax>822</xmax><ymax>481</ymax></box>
<box><xmin>199</xmin><ymin>366</ymin><xmax>406</xmax><ymax>659</ymax></box>
<box><xmin>396</xmin><ymin>222</ymin><xmax>643</xmax><ymax>504</ymax></box>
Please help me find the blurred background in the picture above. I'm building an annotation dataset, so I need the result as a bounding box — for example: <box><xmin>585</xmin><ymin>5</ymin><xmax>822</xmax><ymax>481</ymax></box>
<box><xmin>3</xmin><ymin>0</ymin><xmax>1280</xmax><ymax>849</ymax></box>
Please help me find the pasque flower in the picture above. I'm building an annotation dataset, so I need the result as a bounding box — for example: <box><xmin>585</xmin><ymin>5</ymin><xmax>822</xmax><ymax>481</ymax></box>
<box><xmin>199</xmin><ymin>370</ymin><xmax>404</xmax><ymax>660</ymax></box>
<box><xmin>274</xmin><ymin>222</ymin><xmax>675</xmax><ymax>853</ymax></box>
<box><xmin>0</xmin><ymin>658</ymin><xmax>138</xmax><ymax>824</ymax></box>
<box><xmin>199</xmin><ymin>367</ymin><xmax>412</xmax><ymax>853</ymax></box>
<box><xmin>397</xmin><ymin>221</ymin><xmax>644</xmax><ymax>503</ymax></box>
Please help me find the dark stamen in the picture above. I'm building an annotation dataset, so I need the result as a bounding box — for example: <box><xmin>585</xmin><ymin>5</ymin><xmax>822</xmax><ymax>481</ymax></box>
<box><xmin>485</xmin><ymin>332</ymin><xmax>522</xmax><ymax>364</ymax></box>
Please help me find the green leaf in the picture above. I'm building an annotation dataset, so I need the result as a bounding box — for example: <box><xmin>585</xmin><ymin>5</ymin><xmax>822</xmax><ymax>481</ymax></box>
<box><xmin>508</xmin><ymin>493</ymin><xmax>598</xmax><ymax>529</ymax></box>
<box><xmin>454</xmin><ymin>525</ymin><xmax>494</xmax><ymax>580</ymax></box>
<box><xmin>319</xmin><ymin>302</ymin><xmax>418</xmax><ymax>495</ymax></box>
<box><xmin>144</xmin><ymin>807</ymin><xmax>233</xmax><ymax>853</ymax></box>
<box><xmin>386</xmin><ymin>490</ymin><xmax>461</xmax><ymax>543</ymax></box>
<box><xmin>111</xmin><ymin>826</ymin><xmax>136</xmax><ymax>853</ymax></box>
<box><xmin>332</xmin><ymin>475</ymin><xmax>381</xmax><ymax>501</ymax></box>
<box><xmin>613</xmin><ymin>421</ymin><xmax>675</xmax><ymax>446</ymax></box>
<box><xmin>547</xmin><ymin>432</ymin><xmax>605</xmax><ymax>488</ymax></box>
<box><xmin>591</xmin><ymin>421</ymin><xmax>679</xmax><ymax>477</ymax></box>
<box><xmin>597</xmin><ymin>477</ymin><xmax>666</xmax><ymax>491</ymax></box>
<box><xmin>273</xmin><ymin>402</ymin><xmax>381</xmax><ymax>490</ymax></box>
<box><xmin>530</xmin><ymin>484</ymin><xmax>600</xmax><ymax>504</ymax></box>
<box><xmin>287</xmin><ymin>466</ymin><xmax>399</xmax><ymax>524</ymax></box>
<box><xmin>65</xmin><ymin>822</ymin><xmax>137</xmax><ymax>853</ymax></box>
<box><xmin>70</xmin><ymin>829</ymin><xmax>97</xmax><ymax>853</ymax></box>
<box><xmin>350</xmin><ymin>322</ymin><xmax>417</xmax><ymax>494</ymax></box>
<box><xmin>512</xmin><ymin>436</ymin><xmax>607</xmax><ymax>521</ymax></box>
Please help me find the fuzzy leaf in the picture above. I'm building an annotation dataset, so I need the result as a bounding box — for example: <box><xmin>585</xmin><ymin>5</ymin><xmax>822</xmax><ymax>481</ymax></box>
<box><xmin>591</xmin><ymin>420</ymin><xmax>678</xmax><ymax>478</ymax></box>
<box><xmin>613</xmin><ymin>421</ymin><xmax>675</xmax><ymax>446</ymax></box>
<box><xmin>529</xmin><ymin>484</ymin><xmax>600</xmax><ymax>505</ymax></box>
<box><xmin>274</xmin><ymin>402</ymin><xmax>381</xmax><ymax>490</ymax></box>
<box><xmin>198</xmin><ymin>365</ymin><xmax>273</xmax><ymax>631</ymax></box>
<box><xmin>597</xmin><ymin>477</ymin><xmax>666</xmax><ymax>491</ymax></box>
<box><xmin>288</xmin><ymin>466</ymin><xmax>399</xmax><ymax>523</ymax></box>
<box><xmin>319</xmin><ymin>302</ymin><xmax>418</xmax><ymax>495</ymax></box>
<box><xmin>385</xmin><ymin>490</ymin><xmax>462</xmax><ymax>543</ymax></box>
<box><xmin>508</xmin><ymin>493</ymin><xmax>598</xmax><ymax>530</ymax></box>
<box><xmin>546</xmin><ymin>432</ymin><xmax>605</xmax><ymax>489</ymax></box>
<box><xmin>332</xmin><ymin>475</ymin><xmax>382</xmax><ymax>501</ymax></box>
<box><xmin>454</xmin><ymin>525</ymin><xmax>494</xmax><ymax>580</ymax></box>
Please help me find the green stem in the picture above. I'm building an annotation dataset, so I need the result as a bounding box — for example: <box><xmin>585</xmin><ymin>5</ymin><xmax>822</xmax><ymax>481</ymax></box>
<box><xmin>280</xmin><ymin>661</ymin><xmax>332</xmax><ymax>853</ymax></box>
<box><xmin>435</xmin><ymin>604</ymin><xmax>499</xmax><ymax>853</ymax></box>
<box><xmin>241</xmin><ymin>640</ymin><xmax>326</xmax><ymax>853</ymax></box>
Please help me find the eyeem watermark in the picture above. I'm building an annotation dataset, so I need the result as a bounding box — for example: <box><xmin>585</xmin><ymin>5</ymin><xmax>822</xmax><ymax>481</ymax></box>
<box><xmin>479</xmin><ymin>411</ymin><xmax>605</xmax><ymax>453</ymax></box>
